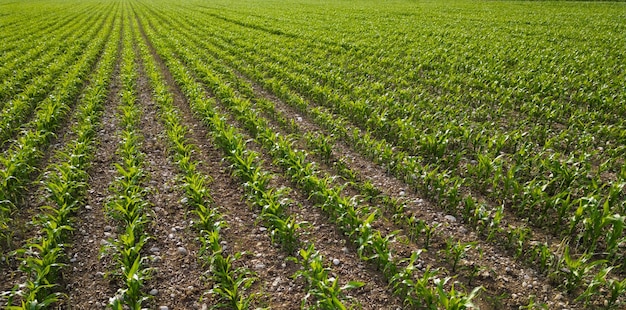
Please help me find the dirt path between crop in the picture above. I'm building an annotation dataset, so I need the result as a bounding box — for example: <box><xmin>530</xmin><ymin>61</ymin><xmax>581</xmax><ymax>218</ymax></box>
<box><xmin>131</xmin><ymin>41</ymin><xmax>207</xmax><ymax>309</ymax></box>
<box><xmin>63</xmin><ymin>35</ymin><xmax>123</xmax><ymax>309</ymax></box>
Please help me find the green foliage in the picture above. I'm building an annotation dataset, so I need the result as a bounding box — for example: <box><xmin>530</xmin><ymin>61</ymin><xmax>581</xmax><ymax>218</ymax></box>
<box><xmin>290</xmin><ymin>244</ymin><xmax>363</xmax><ymax>309</ymax></box>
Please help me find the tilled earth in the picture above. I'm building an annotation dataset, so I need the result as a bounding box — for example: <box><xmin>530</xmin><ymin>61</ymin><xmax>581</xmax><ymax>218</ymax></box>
<box><xmin>2</xmin><ymin>2</ymin><xmax>620</xmax><ymax>310</ymax></box>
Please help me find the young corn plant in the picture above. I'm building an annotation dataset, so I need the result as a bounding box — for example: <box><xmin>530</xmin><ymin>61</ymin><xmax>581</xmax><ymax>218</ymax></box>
<box><xmin>435</xmin><ymin>277</ymin><xmax>482</xmax><ymax>310</ymax></box>
<box><xmin>604</xmin><ymin>276</ymin><xmax>626</xmax><ymax>309</ymax></box>
<box><xmin>200</xmin><ymin>229</ymin><xmax>257</xmax><ymax>310</ymax></box>
<box><xmin>441</xmin><ymin>239</ymin><xmax>477</xmax><ymax>273</ymax></box>
<box><xmin>405</xmin><ymin>218</ymin><xmax>441</xmax><ymax>250</ymax></box>
<box><xmin>290</xmin><ymin>244</ymin><xmax>364</xmax><ymax>310</ymax></box>
<box><xmin>389</xmin><ymin>250</ymin><xmax>429</xmax><ymax>307</ymax></box>
<box><xmin>305</xmin><ymin>132</ymin><xmax>334</xmax><ymax>164</ymax></box>
<box><xmin>574</xmin><ymin>266</ymin><xmax>612</xmax><ymax>307</ymax></box>
<box><xmin>550</xmin><ymin>246</ymin><xmax>606</xmax><ymax>295</ymax></box>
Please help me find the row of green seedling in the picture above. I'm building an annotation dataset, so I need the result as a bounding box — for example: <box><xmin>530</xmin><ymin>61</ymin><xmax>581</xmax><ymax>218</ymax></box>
<box><xmin>0</xmin><ymin>11</ymin><xmax>116</xmax><ymax>259</ymax></box>
<box><xmin>1</xmin><ymin>14</ymin><xmax>121</xmax><ymax>308</ymax></box>
<box><xmin>218</xmin><ymin>47</ymin><xmax>624</xmax><ymax>306</ymax></box>
<box><xmin>0</xmin><ymin>7</ymin><xmax>90</xmax><ymax>68</ymax></box>
<box><xmin>173</xmin><ymin>35</ymin><xmax>488</xmax><ymax>295</ymax></box>
<box><xmin>195</xmin><ymin>7</ymin><xmax>626</xmax><ymax>174</ymax></box>
<box><xmin>252</xmin><ymin>101</ymin><xmax>487</xmax><ymax>283</ymax></box>
<box><xmin>104</xmin><ymin>18</ymin><xmax>151</xmax><ymax>310</ymax></box>
<box><xmin>218</xmin><ymin>72</ymin><xmax>482</xmax><ymax>310</ymax></box>
<box><xmin>0</xmin><ymin>1</ymin><xmax>102</xmax><ymax>57</ymax></box>
<box><xmin>138</xmin><ymin>7</ymin><xmax>509</xmax><ymax>271</ymax></box>
<box><xmin>0</xmin><ymin>9</ymin><xmax>110</xmax><ymax>144</ymax></box>
<box><xmin>205</xmin><ymin>22</ymin><xmax>625</xmax><ymax>257</ymax></box>
<box><xmin>0</xmin><ymin>5</ymin><xmax>106</xmax><ymax>105</ymax></box>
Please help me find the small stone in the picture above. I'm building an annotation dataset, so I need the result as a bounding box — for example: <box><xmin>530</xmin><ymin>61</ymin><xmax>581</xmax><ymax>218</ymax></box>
<box><xmin>85</xmin><ymin>205</ymin><xmax>92</xmax><ymax>210</ymax></box>
<box><xmin>100</xmin><ymin>239</ymin><xmax>108</xmax><ymax>245</ymax></box>
<box><xmin>150</xmin><ymin>247</ymin><xmax>160</xmax><ymax>253</ymax></box>
<box><xmin>70</xmin><ymin>258</ymin><xmax>77</xmax><ymax>263</ymax></box>
<box><xmin>159</xmin><ymin>306</ymin><xmax>169</xmax><ymax>310</ymax></box>
<box><xmin>177</xmin><ymin>247</ymin><xmax>188</xmax><ymax>255</ymax></box>
<box><xmin>341</xmin><ymin>247</ymin><xmax>349</xmax><ymax>253</ymax></box>
<box><xmin>171</xmin><ymin>227</ymin><xmax>177</xmax><ymax>232</ymax></box>
<box><xmin>332</xmin><ymin>258</ymin><xmax>340</xmax><ymax>266</ymax></box>
<box><xmin>444</xmin><ymin>215</ymin><xmax>457</xmax><ymax>222</ymax></box>
<box><xmin>149</xmin><ymin>289</ymin><xmax>159</xmax><ymax>296</ymax></box>
<box><xmin>259</xmin><ymin>227</ymin><xmax>267</xmax><ymax>232</ymax></box>
<box><xmin>254</xmin><ymin>263</ymin><xmax>265</xmax><ymax>269</ymax></box>
<box><xmin>104</xmin><ymin>225</ymin><xmax>113</xmax><ymax>232</ymax></box>
<box><xmin>168</xmin><ymin>233</ymin><xmax>175</xmax><ymax>239</ymax></box>
<box><xmin>399</xmin><ymin>191</ymin><xmax>406</xmax><ymax>196</ymax></box>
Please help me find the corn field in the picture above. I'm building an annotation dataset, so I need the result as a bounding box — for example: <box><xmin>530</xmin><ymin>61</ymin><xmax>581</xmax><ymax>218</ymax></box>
<box><xmin>1</xmin><ymin>0</ymin><xmax>625</xmax><ymax>309</ymax></box>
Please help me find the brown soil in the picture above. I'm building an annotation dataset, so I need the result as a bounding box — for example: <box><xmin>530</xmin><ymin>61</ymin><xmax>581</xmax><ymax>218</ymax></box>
<box><xmin>62</xmin><ymin>39</ymin><xmax>123</xmax><ymax>309</ymax></box>
<box><xmin>132</xmin><ymin>45</ymin><xmax>206</xmax><ymax>310</ymax></box>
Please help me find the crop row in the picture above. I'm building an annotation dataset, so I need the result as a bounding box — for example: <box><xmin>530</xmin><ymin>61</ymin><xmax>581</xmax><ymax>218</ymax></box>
<box><xmin>0</xmin><ymin>7</ymin><xmax>106</xmax><ymax>106</ymax></box>
<box><xmin>0</xmin><ymin>7</ymin><xmax>117</xmax><ymax>261</ymax></box>
<box><xmin>2</xmin><ymin>5</ymin><xmax>121</xmax><ymax>308</ymax></box>
<box><xmin>0</xmin><ymin>10</ymin><xmax>110</xmax><ymax>144</ymax></box>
